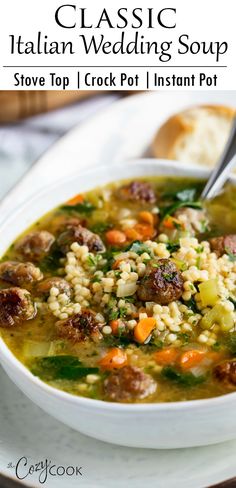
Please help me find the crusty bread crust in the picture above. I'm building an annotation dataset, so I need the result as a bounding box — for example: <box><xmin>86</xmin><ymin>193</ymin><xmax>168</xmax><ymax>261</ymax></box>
<box><xmin>152</xmin><ymin>104</ymin><xmax>235</xmax><ymax>161</ymax></box>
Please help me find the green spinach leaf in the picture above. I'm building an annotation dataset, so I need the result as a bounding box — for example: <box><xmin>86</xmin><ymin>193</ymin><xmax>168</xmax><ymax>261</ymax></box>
<box><xmin>162</xmin><ymin>366</ymin><xmax>206</xmax><ymax>387</ymax></box>
<box><xmin>185</xmin><ymin>297</ymin><xmax>199</xmax><ymax>314</ymax></box>
<box><xmin>102</xmin><ymin>335</ymin><xmax>131</xmax><ymax>348</ymax></box>
<box><xmin>166</xmin><ymin>242</ymin><xmax>180</xmax><ymax>253</ymax></box>
<box><xmin>31</xmin><ymin>355</ymin><xmax>99</xmax><ymax>381</ymax></box>
<box><xmin>161</xmin><ymin>201</ymin><xmax>202</xmax><ymax>220</ymax></box>
<box><xmin>225</xmin><ymin>333</ymin><xmax>236</xmax><ymax>355</ymax></box>
<box><xmin>90</xmin><ymin>222</ymin><xmax>112</xmax><ymax>234</ymax></box>
<box><xmin>60</xmin><ymin>201</ymin><xmax>96</xmax><ymax>215</ymax></box>
<box><xmin>226</xmin><ymin>249</ymin><xmax>236</xmax><ymax>262</ymax></box>
<box><xmin>40</xmin><ymin>245</ymin><xmax>63</xmax><ymax>272</ymax></box>
<box><xmin>125</xmin><ymin>240</ymin><xmax>152</xmax><ymax>256</ymax></box>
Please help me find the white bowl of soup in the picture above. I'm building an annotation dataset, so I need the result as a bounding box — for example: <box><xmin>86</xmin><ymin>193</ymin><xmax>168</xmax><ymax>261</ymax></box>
<box><xmin>1</xmin><ymin>159</ymin><xmax>236</xmax><ymax>449</ymax></box>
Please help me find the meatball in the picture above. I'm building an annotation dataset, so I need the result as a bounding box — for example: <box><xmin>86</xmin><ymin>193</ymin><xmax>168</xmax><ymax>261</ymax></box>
<box><xmin>137</xmin><ymin>258</ymin><xmax>184</xmax><ymax>305</ymax></box>
<box><xmin>57</xmin><ymin>224</ymin><xmax>105</xmax><ymax>254</ymax></box>
<box><xmin>0</xmin><ymin>287</ymin><xmax>36</xmax><ymax>328</ymax></box>
<box><xmin>15</xmin><ymin>231</ymin><xmax>55</xmax><ymax>262</ymax></box>
<box><xmin>55</xmin><ymin>310</ymin><xmax>102</xmax><ymax>343</ymax></box>
<box><xmin>214</xmin><ymin>360</ymin><xmax>236</xmax><ymax>389</ymax></box>
<box><xmin>118</xmin><ymin>181</ymin><xmax>156</xmax><ymax>203</ymax></box>
<box><xmin>49</xmin><ymin>216</ymin><xmax>85</xmax><ymax>235</ymax></box>
<box><xmin>209</xmin><ymin>235</ymin><xmax>236</xmax><ymax>257</ymax></box>
<box><xmin>36</xmin><ymin>277</ymin><xmax>71</xmax><ymax>299</ymax></box>
<box><xmin>103</xmin><ymin>365</ymin><xmax>157</xmax><ymax>402</ymax></box>
<box><xmin>173</xmin><ymin>207</ymin><xmax>208</xmax><ymax>234</ymax></box>
<box><xmin>0</xmin><ymin>261</ymin><xmax>43</xmax><ymax>287</ymax></box>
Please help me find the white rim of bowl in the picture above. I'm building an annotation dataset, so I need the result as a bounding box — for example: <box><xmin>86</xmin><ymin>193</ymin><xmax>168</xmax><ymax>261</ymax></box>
<box><xmin>0</xmin><ymin>158</ymin><xmax>236</xmax><ymax>412</ymax></box>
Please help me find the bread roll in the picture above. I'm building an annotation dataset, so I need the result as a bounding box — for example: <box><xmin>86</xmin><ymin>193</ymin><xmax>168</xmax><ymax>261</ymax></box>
<box><xmin>152</xmin><ymin>105</ymin><xmax>235</xmax><ymax>167</ymax></box>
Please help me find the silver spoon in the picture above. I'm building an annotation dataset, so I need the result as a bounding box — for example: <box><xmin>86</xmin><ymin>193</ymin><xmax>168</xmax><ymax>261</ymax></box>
<box><xmin>201</xmin><ymin>117</ymin><xmax>236</xmax><ymax>200</ymax></box>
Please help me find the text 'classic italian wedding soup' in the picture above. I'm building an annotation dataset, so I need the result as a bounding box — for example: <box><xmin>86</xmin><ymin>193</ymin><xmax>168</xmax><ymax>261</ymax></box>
<box><xmin>1</xmin><ymin>176</ymin><xmax>236</xmax><ymax>403</ymax></box>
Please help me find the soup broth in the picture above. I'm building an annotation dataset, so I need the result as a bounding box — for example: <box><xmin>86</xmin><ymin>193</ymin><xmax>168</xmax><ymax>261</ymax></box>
<box><xmin>1</xmin><ymin>176</ymin><xmax>236</xmax><ymax>403</ymax></box>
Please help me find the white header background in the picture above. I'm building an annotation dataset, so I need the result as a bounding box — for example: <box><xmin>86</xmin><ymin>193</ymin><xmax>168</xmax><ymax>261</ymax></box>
<box><xmin>0</xmin><ymin>0</ymin><xmax>235</xmax><ymax>90</ymax></box>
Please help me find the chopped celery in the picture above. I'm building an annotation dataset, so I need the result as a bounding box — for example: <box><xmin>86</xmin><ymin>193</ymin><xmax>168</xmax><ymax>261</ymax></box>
<box><xmin>23</xmin><ymin>341</ymin><xmax>51</xmax><ymax>358</ymax></box>
<box><xmin>171</xmin><ymin>258</ymin><xmax>187</xmax><ymax>271</ymax></box>
<box><xmin>48</xmin><ymin>340</ymin><xmax>67</xmax><ymax>356</ymax></box>
<box><xmin>199</xmin><ymin>279</ymin><xmax>219</xmax><ymax>307</ymax></box>
<box><xmin>200</xmin><ymin>303</ymin><xmax>234</xmax><ymax>332</ymax></box>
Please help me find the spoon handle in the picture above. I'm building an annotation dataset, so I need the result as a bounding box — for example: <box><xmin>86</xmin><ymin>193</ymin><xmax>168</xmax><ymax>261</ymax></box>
<box><xmin>201</xmin><ymin>117</ymin><xmax>236</xmax><ymax>200</ymax></box>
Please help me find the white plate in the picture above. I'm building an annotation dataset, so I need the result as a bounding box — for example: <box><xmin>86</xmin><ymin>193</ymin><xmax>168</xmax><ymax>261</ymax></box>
<box><xmin>0</xmin><ymin>91</ymin><xmax>236</xmax><ymax>487</ymax></box>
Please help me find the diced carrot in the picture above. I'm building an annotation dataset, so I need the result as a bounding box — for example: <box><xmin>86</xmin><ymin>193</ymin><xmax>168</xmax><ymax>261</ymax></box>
<box><xmin>110</xmin><ymin>320</ymin><xmax>120</xmax><ymax>335</ymax></box>
<box><xmin>134</xmin><ymin>223</ymin><xmax>155</xmax><ymax>240</ymax></box>
<box><xmin>179</xmin><ymin>350</ymin><xmax>205</xmax><ymax>370</ymax></box>
<box><xmin>134</xmin><ymin>317</ymin><xmax>156</xmax><ymax>343</ymax></box>
<box><xmin>139</xmin><ymin>211</ymin><xmax>155</xmax><ymax>226</ymax></box>
<box><xmin>99</xmin><ymin>348</ymin><xmax>128</xmax><ymax>370</ymax></box>
<box><xmin>124</xmin><ymin>227</ymin><xmax>142</xmax><ymax>241</ymax></box>
<box><xmin>106</xmin><ymin>229</ymin><xmax>127</xmax><ymax>245</ymax></box>
<box><xmin>112</xmin><ymin>259</ymin><xmax>123</xmax><ymax>270</ymax></box>
<box><xmin>125</xmin><ymin>223</ymin><xmax>156</xmax><ymax>241</ymax></box>
<box><xmin>153</xmin><ymin>348</ymin><xmax>179</xmax><ymax>365</ymax></box>
<box><xmin>66</xmin><ymin>194</ymin><xmax>84</xmax><ymax>205</ymax></box>
<box><xmin>162</xmin><ymin>216</ymin><xmax>174</xmax><ymax>229</ymax></box>
<box><xmin>163</xmin><ymin>216</ymin><xmax>182</xmax><ymax>230</ymax></box>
